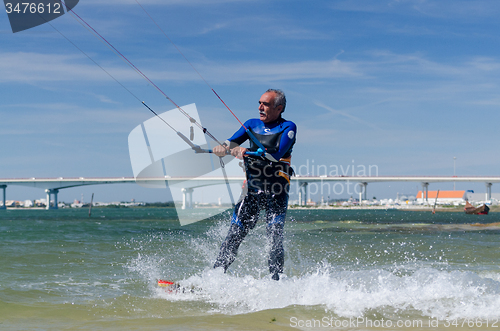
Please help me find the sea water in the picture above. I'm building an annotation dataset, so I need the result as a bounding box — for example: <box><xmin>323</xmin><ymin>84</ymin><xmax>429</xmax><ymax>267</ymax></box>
<box><xmin>0</xmin><ymin>208</ymin><xmax>499</xmax><ymax>330</ymax></box>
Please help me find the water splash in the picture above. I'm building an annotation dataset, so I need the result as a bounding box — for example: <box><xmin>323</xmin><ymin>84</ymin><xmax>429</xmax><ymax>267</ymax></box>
<box><xmin>126</xmin><ymin>220</ymin><xmax>500</xmax><ymax>320</ymax></box>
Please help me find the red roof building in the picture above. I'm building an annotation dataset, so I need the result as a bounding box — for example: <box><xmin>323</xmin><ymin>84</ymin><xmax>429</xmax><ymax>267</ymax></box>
<box><xmin>416</xmin><ymin>190</ymin><xmax>466</xmax><ymax>204</ymax></box>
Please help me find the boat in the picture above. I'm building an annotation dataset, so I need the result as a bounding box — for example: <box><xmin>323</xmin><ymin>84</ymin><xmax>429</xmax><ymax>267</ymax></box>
<box><xmin>464</xmin><ymin>201</ymin><xmax>489</xmax><ymax>215</ymax></box>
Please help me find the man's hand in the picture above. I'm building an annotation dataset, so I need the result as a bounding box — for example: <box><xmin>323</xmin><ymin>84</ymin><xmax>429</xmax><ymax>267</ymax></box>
<box><xmin>212</xmin><ymin>144</ymin><xmax>229</xmax><ymax>157</ymax></box>
<box><xmin>213</xmin><ymin>145</ymin><xmax>247</xmax><ymax>159</ymax></box>
<box><xmin>231</xmin><ymin>146</ymin><xmax>247</xmax><ymax>160</ymax></box>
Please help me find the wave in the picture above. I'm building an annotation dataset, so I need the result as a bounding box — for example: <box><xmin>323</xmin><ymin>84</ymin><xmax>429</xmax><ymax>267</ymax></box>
<box><xmin>126</xmin><ymin>225</ymin><xmax>500</xmax><ymax>321</ymax></box>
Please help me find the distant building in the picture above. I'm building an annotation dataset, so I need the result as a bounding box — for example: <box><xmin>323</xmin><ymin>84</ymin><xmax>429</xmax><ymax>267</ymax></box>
<box><xmin>416</xmin><ymin>190</ymin><xmax>466</xmax><ymax>204</ymax></box>
<box><xmin>35</xmin><ymin>199</ymin><xmax>46</xmax><ymax>207</ymax></box>
<box><xmin>466</xmin><ymin>193</ymin><xmax>500</xmax><ymax>203</ymax></box>
<box><xmin>306</xmin><ymin>199</ymin><xmax>316</xmax><ymax>206</ymax></box>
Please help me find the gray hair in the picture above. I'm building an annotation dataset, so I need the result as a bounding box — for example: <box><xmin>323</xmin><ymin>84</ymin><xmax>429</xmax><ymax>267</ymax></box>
<box><xmin>266</xmin><ymin>89</ymin><xmax>286</xmax><ymax>113</ymax></box>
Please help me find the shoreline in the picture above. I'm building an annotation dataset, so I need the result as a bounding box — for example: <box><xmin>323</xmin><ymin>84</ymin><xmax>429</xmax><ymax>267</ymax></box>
<box><xmin>3</xmin><ymin>205</ymin><xmax>499</xmax><ymax>212</ymax></box>
<box><xmin>289</xmin><ymin>205</ymin><xmax>500</xmax><ymax>212</ymax></box>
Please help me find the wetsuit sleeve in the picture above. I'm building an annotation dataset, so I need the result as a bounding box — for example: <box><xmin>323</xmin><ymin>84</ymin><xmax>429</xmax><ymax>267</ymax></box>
<box><xmin>226</xmin><ymin>120</ymin><xmax>251</xmax><ymax>147</ymax></box>
<box><xmin>267</xmin><ymin>122</ymin><xmax>296</xmax><ymax>161</ymax></box>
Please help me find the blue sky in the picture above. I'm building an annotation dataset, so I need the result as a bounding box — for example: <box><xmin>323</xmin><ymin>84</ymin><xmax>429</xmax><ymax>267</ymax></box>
<box><xmin>1</xmin><ymin>0</ymin><xmax>499</xmax><ymax>203</ymax></box>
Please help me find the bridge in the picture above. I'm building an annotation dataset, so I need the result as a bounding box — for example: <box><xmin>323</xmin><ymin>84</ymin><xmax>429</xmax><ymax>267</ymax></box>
<box><xmin>1</xmin><ymin>176</ymin><xmax>499</xmax><ymax>209</ymax></box>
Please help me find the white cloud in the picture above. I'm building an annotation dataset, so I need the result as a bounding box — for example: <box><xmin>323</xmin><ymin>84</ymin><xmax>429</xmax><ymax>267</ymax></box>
<box><xmin>466</xmin><ymin>57</ymin><xmax>500</xmax><ymax>72</ymax></box>
<box><xmin>191</xmin><ymin>58</ymin><xmax>363</xmax><ymax>83</ymax></box>
<box><xmin>313</xmin><ymin>101</ymin><xmax>384</xmax><ymax>131</ymax></box>
<box><xmin>200</xmin><ymin>23</ymin><xmax>230</xmax><ymax>35</ymax></box>
<box><xmin>330</xmin><ymin>0</ymin><xmax>500</xmax><ymax>18</ymax></box>
<box><xmin>0</xmin><ymin>52</ymin><xmax>137</xmax><ymax>83</ymax></box>
<box><xmin>0</xmin><ymin>51</ymin><xmax>363</xmax><ymax>84</ymax></box>
<box><xmin>0</xmin><ymin>102</ymin><xmax>147</xmax><ymax>134</ymax></box>
<box><xmin>359</xmin><ymin>51</ymin><xmax>500</xmax><ymax>86</ymax></box>
<box><xmin>82</xmin><ymin>0</ymin><xmax>258</xmax><ymax>5</ymax></box>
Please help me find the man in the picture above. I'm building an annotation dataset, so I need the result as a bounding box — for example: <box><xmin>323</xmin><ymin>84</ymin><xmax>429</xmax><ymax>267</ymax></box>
<box><xmin>212</xmin><ymin>89</ymin><xmax>296</xmax><ymax>281</ymax></box>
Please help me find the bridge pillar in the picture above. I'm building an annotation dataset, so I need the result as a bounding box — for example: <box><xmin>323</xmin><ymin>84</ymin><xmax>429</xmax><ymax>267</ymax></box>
<box><xmin>0</xmin><ymin>185</ymin><xmax>6</xmax><ymax>210</ymax></box>
<box><xmin>181</xmin><ymin>188</ymin><xmax>194</xmax><ymax>209</ymax></box>
<box><xmin>299</xmin><ymin>182</ymin><xmax>308</xmax><ymax>206</ymax></box>
<box><xmin>486</xmin><ymin>183</ymin><xmax>492</xmax><ymax>201</ymax></box>
<box><xmin>360</xmin><ymin>182</ymin><xmax>368</xmax><ymax>201</ymax></box>
<box><xmin>45</xmin><ymin>189</ymin><xmax>59</xmax><ymax>210</ymax></box>
<box><xmin>421</xmin><ymin>182</ymin><xmax>429</xmax><ymax>204</ymax></box>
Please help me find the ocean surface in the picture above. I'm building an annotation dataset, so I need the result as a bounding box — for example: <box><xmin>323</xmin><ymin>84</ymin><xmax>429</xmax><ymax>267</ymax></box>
<box><xmin>1</xmin><ymin>207</ymin><xmax>499</xmax><ymax>330</ymax></box>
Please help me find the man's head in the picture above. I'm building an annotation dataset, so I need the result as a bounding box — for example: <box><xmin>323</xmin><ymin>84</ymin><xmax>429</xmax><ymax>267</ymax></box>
<box><xmin>259</xmin><ymin>89</ymin><xmax>286</xmax><ymax>123</ymax></box>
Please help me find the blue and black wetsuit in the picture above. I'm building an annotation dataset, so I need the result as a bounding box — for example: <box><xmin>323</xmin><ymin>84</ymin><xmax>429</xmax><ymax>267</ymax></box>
<box><xmin>213</xmin><ymin>116</ymin><xmax>296</xmax><ymax>280</ymax></box>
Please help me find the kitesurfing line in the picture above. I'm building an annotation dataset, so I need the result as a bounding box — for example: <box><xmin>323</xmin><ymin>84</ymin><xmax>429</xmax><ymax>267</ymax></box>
<box><xmin>59</xmin><ymin>0</ymin><xmax>264</xmax><ymax>158</ymax></box>
<box><xmin>133</xmin><ymin>0</ymin><xmax>247</xmax><ymax>130</ymax></box>
<box><xmin>132</xmin><ymin>0</ymin><xmax>268</xmax><ymax>157</ymax></box>
<box><xmin>130</xmin><ymin>0</ymin><xmax>248</xmax><ymax>203</ymax></box>
<box><xmin>44</xmin><ymin>19</ymin><xmax>141</xmax><ymax>104</ymax></box>
<box><xmin>57</xmin><ymin>0</ymin><xmax>224</xmax><ymax>148</ymax></box>
<box><xmin>46</xmin><ymin>0</ymin><xmax>235</xmax><ymax>206</ymax></box>
<box><xmin>46</xmin><ymin>5</ymin><xmax>206</xmax><ymax>149</ymax></box>
<box><xmin>44</xmin><ymin>16</ymin><xmax>190</xmax><ymax>144</ymax></box>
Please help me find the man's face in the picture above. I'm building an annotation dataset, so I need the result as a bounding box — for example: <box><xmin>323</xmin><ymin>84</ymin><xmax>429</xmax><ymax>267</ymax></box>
<box><xmin>259</xmin><ymin>92</ymin><xmax>283</xmax><ymax>124</ymax></box>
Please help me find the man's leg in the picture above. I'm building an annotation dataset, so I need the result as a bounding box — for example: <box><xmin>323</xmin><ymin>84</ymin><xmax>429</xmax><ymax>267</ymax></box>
<box><xmin>213</xmin><ymin>223</ymin><xmax>248</xmax><ymax>271</ymax></box>
<box><xmin>266</xmin><ymin>192</ymin><xmax>288</xmax><ymax>280</ymax></box>
<box><xmin>267</xmin><ymin>221</ymin><xmax>284</xmax><ymax>280</ymax></box>
<box><xmin>213</xmin><ymin>194</ymin><xmax>260</xmax><ymax>272</ymax></box>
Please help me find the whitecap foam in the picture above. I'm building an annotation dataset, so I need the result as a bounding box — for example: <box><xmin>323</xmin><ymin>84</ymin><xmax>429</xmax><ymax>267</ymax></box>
<box><xmin>125</xmin><ymin>218</ymin><xmax>500</xmax><ymax>320</ymax></box>
<box><xmin>152</xmin><ymin>264</ymin><xmax>500</xmax><ymax>320</ymax></box>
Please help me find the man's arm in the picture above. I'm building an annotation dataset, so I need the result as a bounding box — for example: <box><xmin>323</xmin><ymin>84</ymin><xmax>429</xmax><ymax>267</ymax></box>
<box><xmin>212</xmin><ymin>120</ymin><xmax>251</xmax><ymax>159</ymax></box>
<box><xmin>266</xmin><ymin>122</ymin><xmax>296</xmax><ymax>161</ymax></box>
